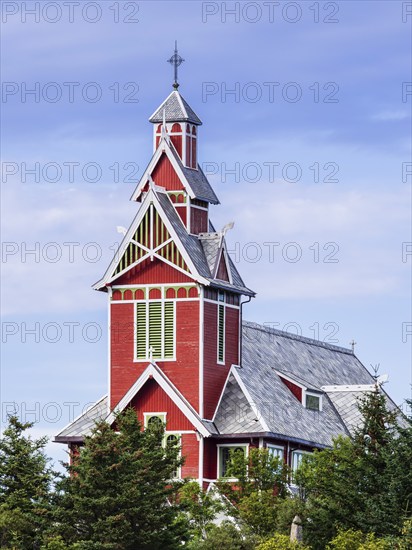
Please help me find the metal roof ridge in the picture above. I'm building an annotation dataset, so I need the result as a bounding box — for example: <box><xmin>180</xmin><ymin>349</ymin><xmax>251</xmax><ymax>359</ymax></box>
<box><xmin>242</xmin><ymin>320</ymin><xmax>354</xmax><ymax>355</ymax></box>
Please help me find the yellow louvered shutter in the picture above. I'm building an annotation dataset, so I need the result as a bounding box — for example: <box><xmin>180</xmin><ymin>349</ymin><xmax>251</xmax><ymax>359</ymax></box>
<box><xmin>164</xmin><ymin>302</ymin><xmax>175</xmax><ymax>359</ymax></box>
<box><xmin>136</xmin><ymin>303</ymin><xmax>147</xmax><ymax>359</ymax></box>
<box><xmin>149</xmin><ymin>302</ymin><xmax>162</xmax><ymax>359</ymax></box>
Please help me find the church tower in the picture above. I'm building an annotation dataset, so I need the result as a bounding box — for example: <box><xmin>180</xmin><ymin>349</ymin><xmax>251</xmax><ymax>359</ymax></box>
<box><xmin>57</xmin><ymin>46</ymin><xmax>255</xmax><ymax>483</ymax></box>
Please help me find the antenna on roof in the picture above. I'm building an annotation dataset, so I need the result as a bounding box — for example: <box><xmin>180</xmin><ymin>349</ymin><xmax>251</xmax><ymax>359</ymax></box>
<box><xmin>167</xmin><ymin>41</ymin><xmax>184</xmax><ymax>90</ymax></box>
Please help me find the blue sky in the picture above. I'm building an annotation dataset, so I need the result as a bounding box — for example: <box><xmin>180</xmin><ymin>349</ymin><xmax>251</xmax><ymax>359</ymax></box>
<box><xmin>1</xmin><ymin>0</ymin><xmax>411</xmax><ymax>465</ymax></box>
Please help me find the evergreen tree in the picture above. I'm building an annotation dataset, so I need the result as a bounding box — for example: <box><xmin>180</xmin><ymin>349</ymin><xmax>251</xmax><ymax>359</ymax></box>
<box><xmin>0</xmin><ymin>415</ymin><xmax>54</xmax><ymax>549</ymax></box>
<box><xmin>50</xmin><ymin>408</ymin><xmax>184</xmax><ymax>550</ymax></box>
<box><xmin>297</xmin><ymin>387</ymin><xmax>412</xmax><ymax>549</ymax></box>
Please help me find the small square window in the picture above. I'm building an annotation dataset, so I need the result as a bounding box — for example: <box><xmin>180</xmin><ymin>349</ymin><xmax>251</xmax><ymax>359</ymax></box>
<box><xmin>306</xmin><ymin>394</ymin><xmax>320</xmax><ymax>411</ymax></box>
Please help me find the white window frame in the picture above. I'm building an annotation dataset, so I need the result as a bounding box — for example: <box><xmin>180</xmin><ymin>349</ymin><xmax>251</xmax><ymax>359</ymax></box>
<box><xmin>267</xmin><ymin>444</ymin><xmax>285</xmax><ymax>465</ymax></box>
<box><xmin>134</xmin><ymin>300</ymin><xmax>176</xmax><ymax>362</ymax></box>
<box><xmin>291</xmin><ymin>450</ymin><xmax>310</xmax><ymax>474</ymax></box>
<box><xmin>304</xmin><ymin>391</ymin><xmax>323</xmax><ymax>411</ymax></box>
<box><xmin>165</xmin><ymin>432</ymin><xmax>182</xmax><ymax>479</ymax></box>
<box><xmin>217</xmin><ymin>443</ymin><xmax>249</xmax><ymax>479</ymax></box>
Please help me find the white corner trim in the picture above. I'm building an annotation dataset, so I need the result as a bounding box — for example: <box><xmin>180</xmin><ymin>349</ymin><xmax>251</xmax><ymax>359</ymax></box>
<box><xmin>211</xmin><ymin>366</ymin><xmax>235</xmax><ymax>422</ymax></box>
<box><xmin>106</xmin><ymin>363</ymin><xmax>210</xmax><ymax>438</ymax></box>
<box><xmin>321</xmin><ymin>384</ymin><xmax>376</xmax><ymax>393</ymax></box>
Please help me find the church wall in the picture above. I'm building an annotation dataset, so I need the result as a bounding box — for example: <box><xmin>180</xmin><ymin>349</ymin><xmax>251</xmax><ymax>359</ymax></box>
<box><xmin>110</xmin><ymin>298</ymin><xmax>200</xmax><ymax>412</ymax></box>
<box><xmin>202</xmin><ymin>301</ymin><xmax>239</xmax><ymax>420</ymax></box>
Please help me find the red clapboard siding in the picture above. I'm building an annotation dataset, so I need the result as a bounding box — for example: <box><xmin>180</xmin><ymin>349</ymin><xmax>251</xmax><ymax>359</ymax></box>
<box><xmin>279</xmin><ymin>377</ymin><xmax>302</xmax><ymax>402</ymax></box>
<box><xmin>170</xmin><ymin>135</ymin><xmax>182</xmax><ymax>158</ymax></box>
<box><xmin>190</xmin><ymin>208</ymin><xmax>208</xmax><ymax>235</ymax></box>
<box><xmin>175</xmin><ymin>205</ymin><xmax>187</xmax><ymax>226</ymax></box>
<box><xmin>181</xmin><ymin>433</ymin><xmax>199</xmax><ymax>478</ymax></box>
<box><xmin>216</xmin><ymin>254</ymin><xmax>230</xmax><ymax>281</ymax></box>
<box><xmin>110</xmin><ymin>300</ymin><xmax>200</xmax><ymax>412</ymax></box>
<box><xmin>202</xmin><ymin>301</ymin><xmax>239</xmax><ymax>419</ymax></box>
<box><xmin>131</xmin><ymin>378</ymin><xmax>194</xmax><ymax>431</ymax></box>
<box><xmin>113</xmin><ymin>257</ymin><xmax>193</xmax><ymax>285</ymax></box>
<box><xmin>203</xmin><ymin>437</ymin><xmax>218</xmax><ymax>480</ymax></box>
<box><xmin>152</xmin><ymin>153</ymin><xmax>184</xmax><ymax>191</ymax></box>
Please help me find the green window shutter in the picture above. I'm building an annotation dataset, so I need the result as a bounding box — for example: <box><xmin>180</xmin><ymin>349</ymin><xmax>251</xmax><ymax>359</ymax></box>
<box><xmin>164</xmin><ymin>302</ymin><xmax>175</xmax><ymax>358</ymax></box>
<box><xmin>218</xmin><ymin>304</ymin><xmax>225</xmax><ymax>363</ymax></box>
<box><xmin>149</xmin><ymin>302</ymin><xmax>162</xmax><ymax>359</ymax></box>
<box><xmin>136</xmin><ymin>303</ymin><xmax>147</xmax><ymax>359</ymax></box>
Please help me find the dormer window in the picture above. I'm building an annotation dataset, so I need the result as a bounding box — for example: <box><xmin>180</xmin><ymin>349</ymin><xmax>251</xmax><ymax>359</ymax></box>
<box><xmin>305</xmin><ymin>392</ymin><xmax>322</xmax><ymax>411</ymax></box>
<box><xmin>276</xmin><ymin>370</ymin><xmax>323</xmax><ymax>411</ymax></box>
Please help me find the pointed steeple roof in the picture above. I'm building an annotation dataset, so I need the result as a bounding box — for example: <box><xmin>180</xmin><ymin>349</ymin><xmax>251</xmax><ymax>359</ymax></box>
<box><xmin>149</xmin><ymin>90</ymin><xmax>202</xmax><ymax>125</ymax></box>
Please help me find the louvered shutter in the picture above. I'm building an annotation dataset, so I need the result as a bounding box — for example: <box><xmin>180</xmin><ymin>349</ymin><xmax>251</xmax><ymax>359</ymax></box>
<box><xmin>218</xmin><ymin>304</ymin><xmax>225</xmax><ymax>363</ymax></box>
<box><xmin>136</xmin><ymin>303</ymin><xmax>147</xmax><ymax>359</ymax></box>
<box><xmin>149</xmin><ymin>302</ymin><xmax>162</xmax><ymax>359</ymax></box>
<box><xmin>164</xmin><ymin>302</ymin><xmax>174</xmax><ymax>358</ymax></box>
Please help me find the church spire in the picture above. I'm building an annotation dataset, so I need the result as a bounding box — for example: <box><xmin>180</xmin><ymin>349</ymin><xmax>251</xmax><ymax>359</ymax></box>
<box><xmin>167</xmin><ymin>41</ymin><xmax>184</xmax><ymax>90</ymax></box>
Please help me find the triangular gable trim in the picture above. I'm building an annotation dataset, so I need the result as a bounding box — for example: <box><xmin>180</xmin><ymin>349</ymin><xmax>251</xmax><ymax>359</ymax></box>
<box><xmin>106</xmin><ymin>363</ymin><xmax>211</xmax><ymax>438</ymax></box>
<box><xmin>131</xmin><ymin>137</ymin><xmax>197</xmax><ymax>202</ymax></box>
<box><xmin>213</xmin><ymin>244</ymin><xmax>233</xmax><ymax>284</ymax></box>
<box><xmin>212</xmin><ymin>366</ymin><xmax>270</xmax><ymax>432</ymax></box>
<box><xmin>93</xmin><ymin>188</ymin><xmax>209</xmax><ymax>290</ymax></box>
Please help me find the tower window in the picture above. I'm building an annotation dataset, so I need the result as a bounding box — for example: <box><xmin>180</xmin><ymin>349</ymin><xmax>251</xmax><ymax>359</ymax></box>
<box><xmin>135</xmin><ymin>301</ymin><xmax>175</xmax><ymax>361</ymax></box>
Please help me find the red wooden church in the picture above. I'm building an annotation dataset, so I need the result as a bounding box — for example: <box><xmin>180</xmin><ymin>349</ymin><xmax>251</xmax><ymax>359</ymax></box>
<box><xmin>55</xmin><ymin>51</ymin><xmax>401</xmax><ymax>486</ymax></box>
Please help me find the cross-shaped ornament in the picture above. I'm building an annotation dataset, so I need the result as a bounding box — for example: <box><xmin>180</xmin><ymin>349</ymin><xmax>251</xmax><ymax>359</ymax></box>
<box><xmin>167</xmin><ymin>41</ymin><xmax>184</xmax><ymax>90</ymax></box>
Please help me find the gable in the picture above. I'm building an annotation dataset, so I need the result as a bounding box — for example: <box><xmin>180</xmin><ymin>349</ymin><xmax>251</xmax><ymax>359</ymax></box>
<box><xmin>131</xmin><ymin>378</ymin><xmax>196</xmax><ymax>431</ymax></box>
<box><xmin>152</xmin><ymin>153</ymin><xmax>185</xmax><ymax>192</ymax></box>
<box><xmin>93</xmin><ymin>190</ymin><xmax>210</xmax><ymax>290</ymax></box>
<box><xmin>214</xmin><ymin>372</ymin><xmax>267</xmax><ymax>434</ymax></box>
<box><xmin>216</xmin><ymin>250</ymin><xmax>230</xmax><ymax>282</ymax></box>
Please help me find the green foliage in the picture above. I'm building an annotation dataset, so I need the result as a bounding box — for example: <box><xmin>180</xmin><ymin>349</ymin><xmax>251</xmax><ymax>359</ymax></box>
<box><xmin>0</xmin><ymin>415</ymin><xmax>54</xmax><ymax>549</ymax></box>
<box><xmin>238</xmin><ymin>490</ymin><xmax>279</xmax><ymax>537</ymax></box>
<box><xmin>256</xmin><ymin>532</ymin><xmax>310</xmax><ymax>549</ymax></box>
<box><xmin>326</xmin><ymin>528</ymin><xmax>390</xmax><ymax>549</ymax></box>
<box><xmin>298</xmin><ymin>388</ymin><xmax>412</xmax><ymax>549</ymax></box>
<box><xmin>222</xmin><ymin>447</ymin><xmax>289</xmax><ymax>502</ymax></box>
<box><xmin>177</xmin><ymin>481</ymin><xmax>223</xmax><ymax>541</ymax></box>
<box><xmin>188</xmin><ymin>521</ymin><xmax>257</xmax><ymax>550</ymax></box>
<box><xmin>50</xmin><ymin>408</ymin><xmax>184</xmax><ymax>550</ymax></box>
<box><xmin>216</xmin><ymin>448</ymin><xmax>301</xmax><ymax>540</ymax></box>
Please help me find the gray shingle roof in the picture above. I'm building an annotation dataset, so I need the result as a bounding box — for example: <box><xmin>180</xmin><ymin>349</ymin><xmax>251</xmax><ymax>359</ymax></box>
<box><xmin>230</xmin><ymin>321</ymin><xmax>403</xmax><ymax>446</ymax></box>
<box><xmin>55</xmin><ymin>396</ymin><xmax>107</xmax><ymax>441</ymax></box>
<box><xmin>199</xmin><ymin>233</ymin><xmax>221</xmax><ymax>273</ymax></box>
<box><xmin>167</xmin><ymin>144</ymin><xmax>219</xmax><ymax>204</ymax></box>
<box><xmin>157</xmin><ymin>191</ymin><xmax>255</xmax><ymax>296</ymax></box>
<box><xmin>214</xmin><ymin>373</ymin><xmax>266</xmax><ymax>434</ymax></box>
<box><xmin>149</xmin><ymin>91</ymin><xmax>202</xmax><ymax>125</ymax></box>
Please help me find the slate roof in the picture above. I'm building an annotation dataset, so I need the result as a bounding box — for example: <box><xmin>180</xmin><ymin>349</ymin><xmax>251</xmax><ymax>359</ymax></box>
<box><xmin>214</xmin><ymin>373</ymin><xmax>266</xmax><ymax>434</ymax></box>
<box><xmin>157</xmin><ymin>191</ymin><xmax>255</xmax><ymax>296</ymax></box>
<box><xmin>167</xmin><ymin>144</ymin><xmax>219</xmax><ymax>204</ymax></box>
<box><xmin>55</xmin><ymin>396</ymin><xmax>108</xmax><ymax>442</ymax></box>
<box><xmin>199</xmin><ymin>232</ymin><xmax>221</xmax><ymax>273</ymax></box>
<box><xmin>223</xmin><ymin>321</ymin><xmax>403</xmax><ymax>446</ymax></box>
<box><xmin>149</xmin><ymin>91</ymin><xmax>202</xmax><ymax>125</ymax></box>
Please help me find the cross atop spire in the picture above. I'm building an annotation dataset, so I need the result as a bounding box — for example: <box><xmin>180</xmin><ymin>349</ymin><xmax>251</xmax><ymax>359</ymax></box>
<box><xmin>167</xmin><ymin>41</ymin><xmax>184</xmax><ymax>90</ymax></box>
